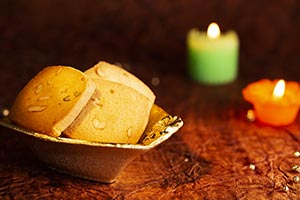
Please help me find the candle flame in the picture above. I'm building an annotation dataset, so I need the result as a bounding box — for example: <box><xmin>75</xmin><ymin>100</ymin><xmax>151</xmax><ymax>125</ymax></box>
<box><xmin>207</xmin><ymin>22</ymin><xmax>220</xmax><ymax>39</ymax></box>
<box><xmin>272</xmin><ymin>79</ymin><xmax>285</xmax><ymax>99</ymax></box>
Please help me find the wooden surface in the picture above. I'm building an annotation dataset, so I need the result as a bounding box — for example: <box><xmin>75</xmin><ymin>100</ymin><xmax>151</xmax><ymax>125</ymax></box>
<box><xmin>2</xmin><ymin>1</ymin><xmax>300</xmax><ymax>199</ymax></box>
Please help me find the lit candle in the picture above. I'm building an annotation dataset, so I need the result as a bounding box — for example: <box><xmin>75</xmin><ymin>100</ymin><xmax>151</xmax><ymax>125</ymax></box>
<box><xmin>187</xmin><ymin>22</ymin><xmax>239</xmax><ymax>84</ymax></box>
<box><xmin>242</xmin><ymin>79</ymin><xmax>300</xmax><ymax>126</ymax></box>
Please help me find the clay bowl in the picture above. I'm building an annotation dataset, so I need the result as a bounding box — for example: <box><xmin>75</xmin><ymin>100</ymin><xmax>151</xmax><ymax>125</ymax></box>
<box><xmin>0</xmin><ymin>105</ymin><xmax>183</xmax><ymax>183</ymax></box>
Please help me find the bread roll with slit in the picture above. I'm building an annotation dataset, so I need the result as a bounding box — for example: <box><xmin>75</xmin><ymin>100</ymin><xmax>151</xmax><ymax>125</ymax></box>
<box><xmin>9</xmin><ymin>66</ymin><xmax>96</xmax><ymax>137</ymax></box>
<box><xmin>64</xmin><ymin>62</ymin><xmax>155</xmax><ymax>143</ymax></box>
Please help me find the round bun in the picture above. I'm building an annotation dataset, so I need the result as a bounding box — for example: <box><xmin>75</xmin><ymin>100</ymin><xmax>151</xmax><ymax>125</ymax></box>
<box><xmin>85</xmin><ymin>61</ymin><xmax>155</xmax><ymax>104</ymax></box>
<box><xmin>64</xmin><ymin>78</ymin><xmax>151</xmax><ymax>143</ymax></box>
<box><xmin>64</xmin><ymin>61</ymin><xmax>156</xmax><ymax>143</ymax></box>
<box><xmin>9</xmin><ymin>66</ymin><xmax>96</xmax><ymax>137</ymax></box>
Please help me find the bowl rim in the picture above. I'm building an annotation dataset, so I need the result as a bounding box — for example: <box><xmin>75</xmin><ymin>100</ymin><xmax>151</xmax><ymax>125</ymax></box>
<box><xmin>0</xmin><ymin>115</ymin><xmax>183</xmax><ymax>150</ymax></box>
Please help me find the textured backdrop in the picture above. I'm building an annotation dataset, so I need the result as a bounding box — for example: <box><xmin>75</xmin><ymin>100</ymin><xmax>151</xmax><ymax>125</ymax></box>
<box><xmin>1</xmin><ymin>0</ymin><xmax>300</xmax><ymax>103</ymax></box>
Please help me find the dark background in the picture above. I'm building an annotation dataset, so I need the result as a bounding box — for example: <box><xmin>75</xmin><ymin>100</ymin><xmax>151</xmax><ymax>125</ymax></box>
<box><xmin>1</xmin><ymin>0</ymin><xmax>300</xmax><ymax>106</ymax></box>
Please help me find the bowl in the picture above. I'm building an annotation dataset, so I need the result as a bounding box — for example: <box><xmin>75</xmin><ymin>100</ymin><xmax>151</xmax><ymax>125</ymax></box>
<box><xmin>0</xmin><ymin>105</ymin><xmax>183</xmax><ymax>183</ymax></box>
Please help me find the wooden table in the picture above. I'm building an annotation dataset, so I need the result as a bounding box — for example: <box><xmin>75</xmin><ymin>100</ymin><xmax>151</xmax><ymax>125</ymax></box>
<box><xmin>3</xmin><ymin>73</ymin><xmax>300</xmax><ymax>200</ymax></box>
<box><xmin>2</xmin><ymin>1</ymin><xmax>300</xmax><ymax>199</ymax></box>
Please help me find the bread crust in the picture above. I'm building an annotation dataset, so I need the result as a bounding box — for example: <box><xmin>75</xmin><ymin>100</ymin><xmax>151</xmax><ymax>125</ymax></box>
<box><xmin>9</xmin><ymin>66</ymin><xmax>96</xmax><ymax>137</ymax></box>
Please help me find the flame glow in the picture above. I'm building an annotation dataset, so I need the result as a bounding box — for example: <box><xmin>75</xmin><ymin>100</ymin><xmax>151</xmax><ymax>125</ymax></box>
<box><xmin>207</xmin><ymin>22</ymin><xmax>220</xmax><ymax>39</ymax></box>
<box><xmin>272</xmin><ymin>79</ymin><xmax>285</xmax><ymax>99</ymax></box>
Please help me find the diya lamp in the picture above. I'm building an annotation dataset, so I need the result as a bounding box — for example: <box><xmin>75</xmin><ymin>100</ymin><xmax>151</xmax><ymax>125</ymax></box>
<box><xmin>242</xmin><ymin>79</ymin><xmax>300</xmax><ymax>126</ymax></box>
<box><xmin>187</xmin><ymin>22</ymin><xmax>239</xmax><ymax>84</ymax></box>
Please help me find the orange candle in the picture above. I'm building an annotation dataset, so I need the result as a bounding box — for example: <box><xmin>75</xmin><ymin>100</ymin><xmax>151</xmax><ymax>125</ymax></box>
<box><xmin>242</xmin><ymin>79</ymin><xmax>300</xmax><ymax>126</ymax></box>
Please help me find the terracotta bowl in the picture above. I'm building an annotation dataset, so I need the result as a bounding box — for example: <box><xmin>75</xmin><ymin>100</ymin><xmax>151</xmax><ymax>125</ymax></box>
<box><xmin>0</xmin><ymin>105</ymin><xmax>183</xmax><ymax>183</ymax></box>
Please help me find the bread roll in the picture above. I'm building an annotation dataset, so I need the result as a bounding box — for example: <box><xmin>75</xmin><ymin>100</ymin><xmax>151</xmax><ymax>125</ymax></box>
<box><xmin>64</xmin><ymin>78</ymin><xmax>151</xmax><ymax>143</ymax></box>
<box><xmin>64</xmin><ymin>62</ymin><xmax>155</xmax><ymax>143</ymax></box>
<box><xmin>9</xmin><ymin>66</ymin><xmax>96</xmax><ymax>137</ymax></box>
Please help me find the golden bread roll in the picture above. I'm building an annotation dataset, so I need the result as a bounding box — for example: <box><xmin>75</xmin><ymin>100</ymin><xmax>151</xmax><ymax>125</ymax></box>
<box><xmin>64</xmin><ymin>78</ymin><xmax>151</xmax><ymax>143</ymax></box>
<box><xmin>9</xmin><ymin>66</ymin><xmax>96</xmax><ymax>137</ymax></box>
<box><xmin>64</xmin><ymin>62</ymin><xmax>155</xmax><ymax>143</ymax></box>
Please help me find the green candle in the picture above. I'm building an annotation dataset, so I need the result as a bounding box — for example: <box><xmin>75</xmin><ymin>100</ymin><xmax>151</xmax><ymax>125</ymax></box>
<box><xmin>187</xmin><ymin>23</ymin><xmax>239</xmax><ymax>84</ymax></box>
